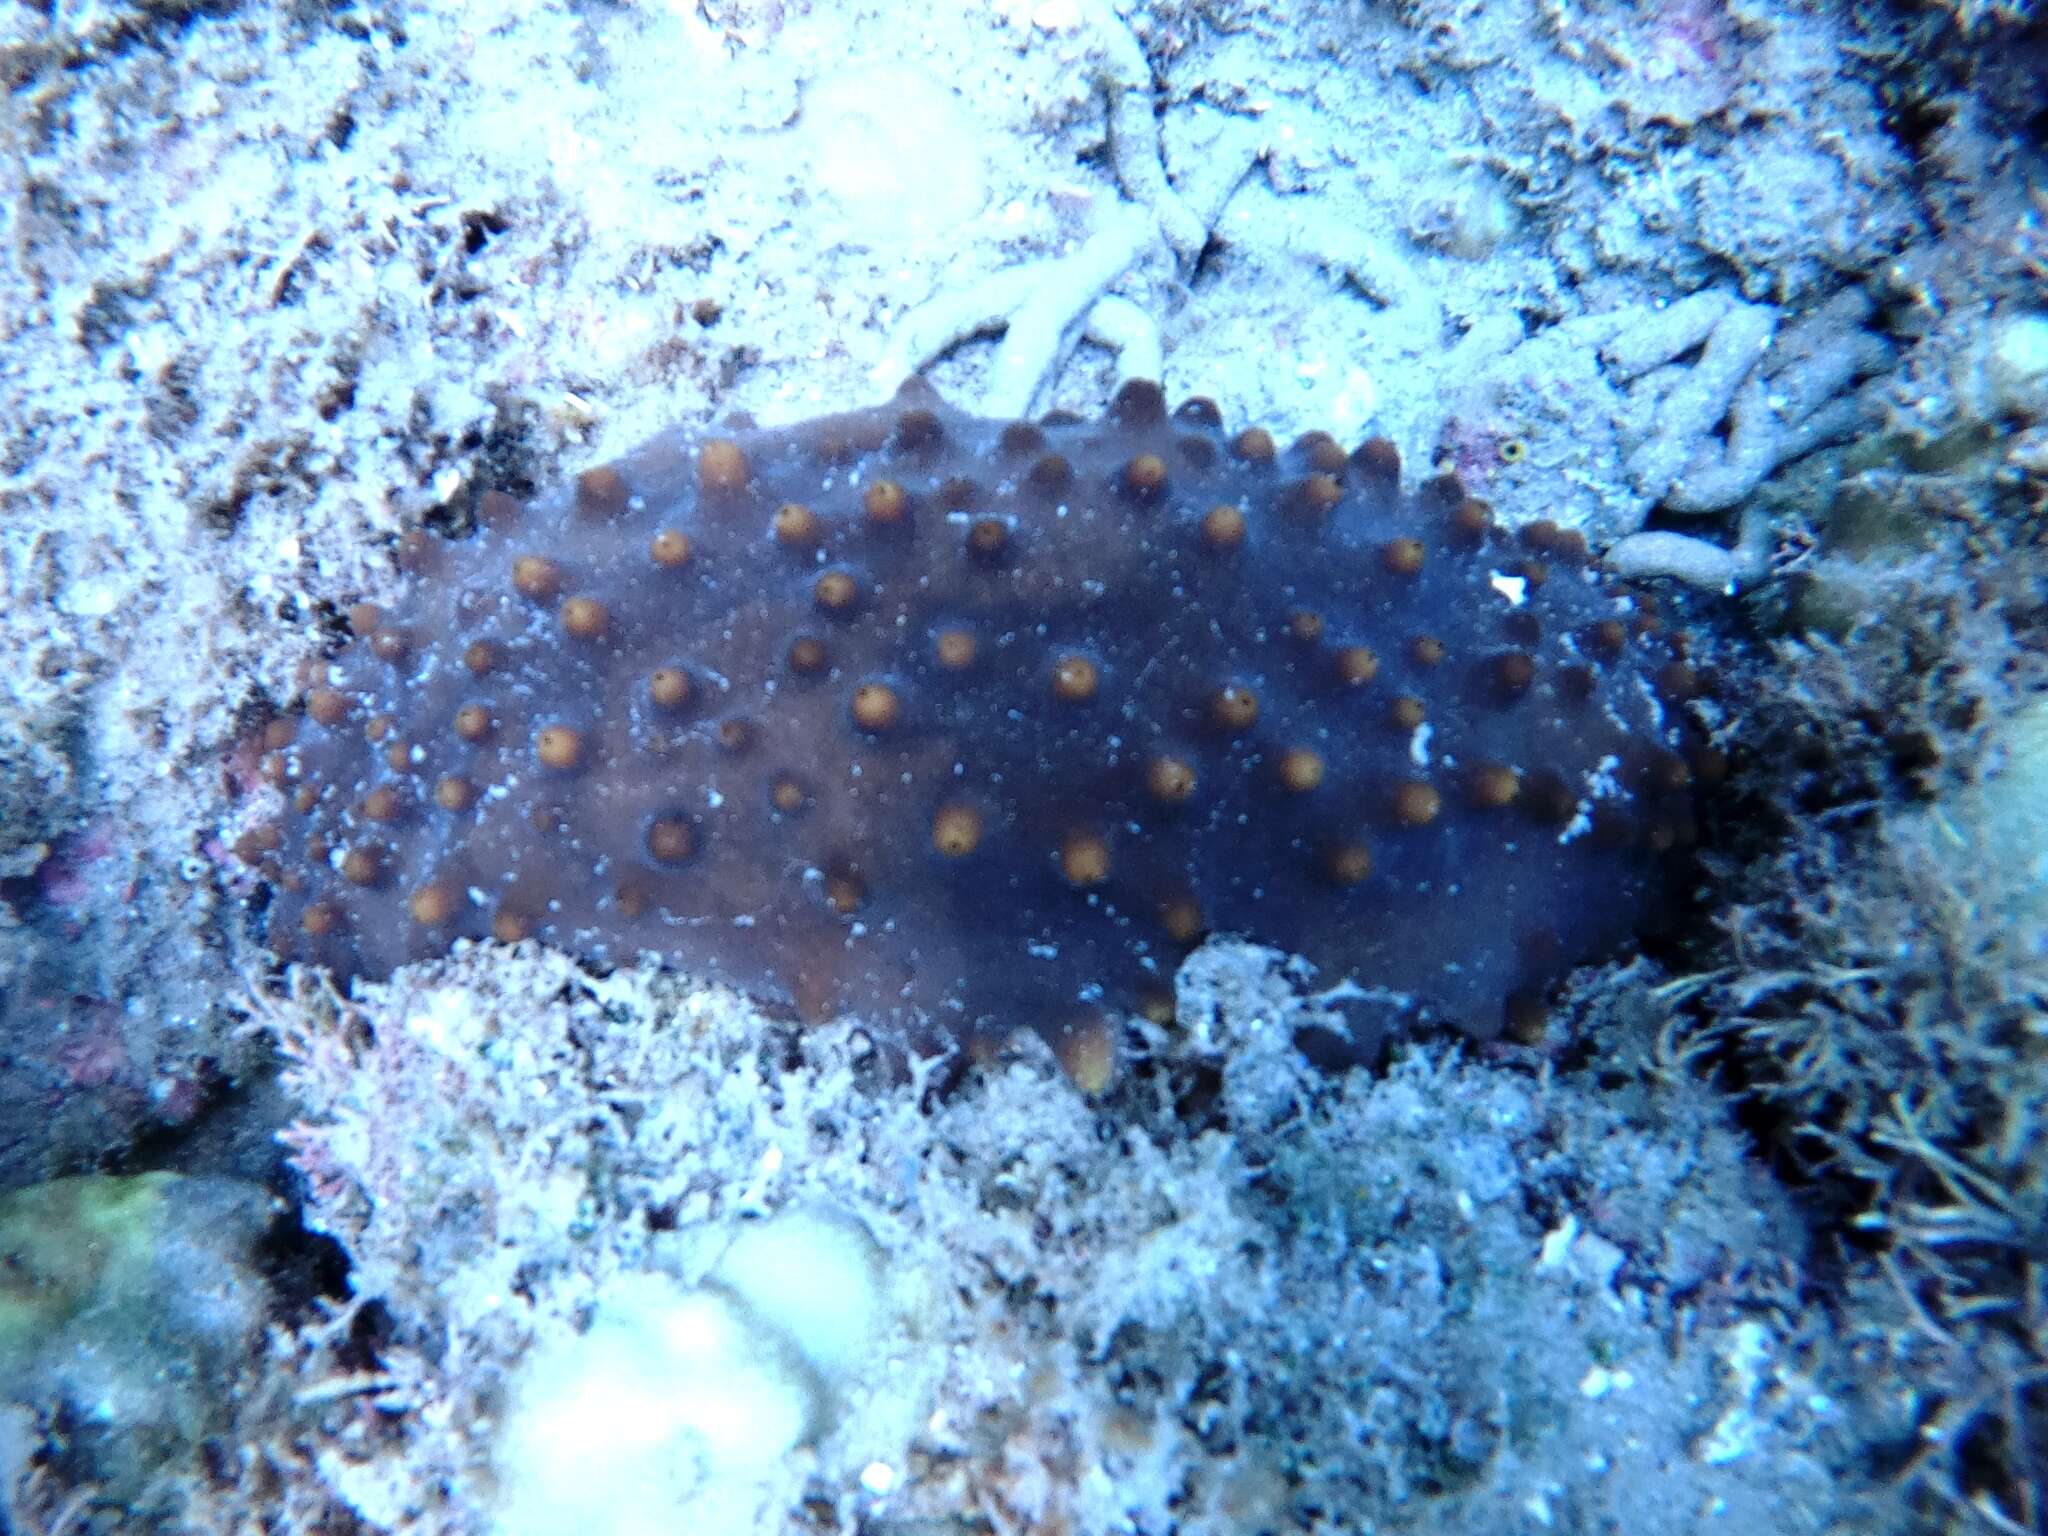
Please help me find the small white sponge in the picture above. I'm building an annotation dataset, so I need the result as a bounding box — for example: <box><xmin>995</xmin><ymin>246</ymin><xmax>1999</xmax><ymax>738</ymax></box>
<box><xmin>491</xmin><ymin>1205</ymin><xmax>886</xmax><ymax>1536</ymax></box>
<box><xmin>710</xmin><ymin>1204</ymin><xmax>884</xmax><ymax>1385</ymax></box>
<box><xmin>1985</xmin><ymin>312</ymin><xmax>2048</xmax><ymax>420</ymax></box>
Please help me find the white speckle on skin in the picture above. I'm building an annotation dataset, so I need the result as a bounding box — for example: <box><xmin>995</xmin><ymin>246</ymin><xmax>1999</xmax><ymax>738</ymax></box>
<box><xmin>860</xmin><ymin>1462</ymin><xmax>897</xmax><ymax>1495</ymax></box>
<box><xmin>1579</xmin><ymin>1364</ymin><xmax>1635</xmax><ymax>1398</ymax></box>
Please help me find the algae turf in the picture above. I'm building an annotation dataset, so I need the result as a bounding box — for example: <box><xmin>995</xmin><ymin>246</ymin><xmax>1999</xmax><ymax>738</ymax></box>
<box><xmin>0</xmin><ymin>1173</ymin><xmax>280</xmax><ymax>1521</ymax></box>
<box><xmin>1701</xmin><ymin>512</ymin><xmax>2048</xmax><ymax>1533</ymax></box>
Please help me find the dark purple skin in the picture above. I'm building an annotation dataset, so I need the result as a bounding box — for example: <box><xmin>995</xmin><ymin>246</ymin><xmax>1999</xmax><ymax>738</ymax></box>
<box><xmin>246</xmin><ymin>378</ymin><xmax>1707</xmax><ymax>1064</ymax></box>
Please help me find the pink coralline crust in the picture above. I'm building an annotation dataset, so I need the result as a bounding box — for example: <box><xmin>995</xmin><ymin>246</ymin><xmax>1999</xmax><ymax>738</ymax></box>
<box><xmin>239</xmin><ymin>379</ymin><xmax>1713</xmax><ymax>1069</ymax></box>
<box><xmin>1434</xmin><ymin>415</ymin><xmax>1522</xmax><ymax>492</ymax></box>
<box><xmin>49</xmin><ymin>1022</ymin><xmax>129</xmax><ymax>1091</ymax></box>
<box><xmin>36</xmin><ymin>822</ymin><xmax>119</xmax><ymax>910</ymax></box>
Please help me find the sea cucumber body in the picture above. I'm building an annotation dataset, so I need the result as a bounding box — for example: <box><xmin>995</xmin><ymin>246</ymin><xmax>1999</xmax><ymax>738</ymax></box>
<box><xmin>249</xmin><ymin>380</ymin><xmax>1704</xmax><ymax>1057</ymax></box>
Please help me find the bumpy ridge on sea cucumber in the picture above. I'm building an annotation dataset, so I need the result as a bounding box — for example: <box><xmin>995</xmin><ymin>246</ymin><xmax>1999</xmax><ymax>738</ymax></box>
<box><xmin>240</xmin><ymin>378</ymin><xmax>1712</xmax><ymax>1074</ymax></box>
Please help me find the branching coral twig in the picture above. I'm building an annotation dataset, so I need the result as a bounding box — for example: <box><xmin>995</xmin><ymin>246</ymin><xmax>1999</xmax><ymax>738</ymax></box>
<box><xmin>1624</xmin><ymin>294</ymin><xmax>1778</xmax><ymax>504</ymax></box>
<box><xmin>875</xmin><ymin>3</ymin><xmax>1259</xmax><ymax>415</ymax></box>
<box><xmin>1604</xmin><ymin>508</ymin><xmax>1774</xmax><ymax>592</ymax></box>
<box><xmin>1091</xmin><ymin>0</ymin><xmax>1207</xmax><ymax>267</ymax></box>
<box><xmin>876</xmin><ymin>202</ymin><xmax>1158</xmax><ymax>417</ymax></box>
<box><xmin>1664</xmin><ymin>288</ymin><xmax>1895</xmax><ymax>513</ymax></box>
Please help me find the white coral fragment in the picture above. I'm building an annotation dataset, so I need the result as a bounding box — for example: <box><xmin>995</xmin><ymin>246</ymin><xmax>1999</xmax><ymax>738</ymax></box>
<box><xmin>491</xmin><ymin>1202</ymin><xmax>888</xmax><ymax>1536</ymax></box>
